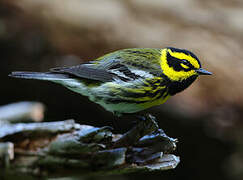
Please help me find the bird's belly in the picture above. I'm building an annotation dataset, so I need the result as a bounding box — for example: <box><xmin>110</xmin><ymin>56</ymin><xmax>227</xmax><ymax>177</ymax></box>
<box><xmin>97</xmin><ymin>101</ymin><xmax>143</xmax><ymax>114</ymax></box>
<box><xmin>95</xmin><ymin>94</ymin><xmax>171</xmax><ymax>115</ymax></box>
<box><xmin>89</xmin><ymin>81</ymin><xmax>171</xmax><ymax>114</ymax></box>
<box><xmin>56</xmin><ymin>79</ymin><xmax>170</xmax><ymax>115</ymax></box>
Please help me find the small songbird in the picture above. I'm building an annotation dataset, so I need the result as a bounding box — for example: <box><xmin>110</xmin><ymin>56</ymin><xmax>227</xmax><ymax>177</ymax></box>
<box><xmin>10</xmin><ymin>47</ymin><xmax>212</xmax><ymax>116</ymax></box>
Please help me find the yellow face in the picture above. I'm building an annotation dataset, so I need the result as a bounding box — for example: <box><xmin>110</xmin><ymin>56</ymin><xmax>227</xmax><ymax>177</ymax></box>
<box><xmin>160</xmin><ymin>48</ymin><xmax>201</xmax><ymax>81</ymax></box>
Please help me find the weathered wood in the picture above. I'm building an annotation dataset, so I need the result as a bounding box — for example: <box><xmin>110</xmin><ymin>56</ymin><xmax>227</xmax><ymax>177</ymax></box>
<box><xmin>135</xmin><ymin>129</ymin><xmax>178</xmax><ymax>153</ymax></box>
<box><xmin>0</xmin><ymin>142</ymin><xmax>14</xmax><ymax>168</ymax></box>
<box><xmin>0</xmin><ymin>119</ymin><xmax>78</xmax><ymax>140</ymax></box>
<box><xmin>47</xmin><ymin>126</ymin><xmax>113</xmax><ymax>156</ymax></box>
<box><xmin>113</xmin><ymin>114</ymin><xmax>159</xmax><ymax>148</ymax></box>
<box><xmin>0</xmin><ymin>121</ymin><xmax>179</xmax><ymax>177</ymax></box>
<box><xmin>0</xmin><ymin>102</ymin><xmax>179</xmax><ymax>178</ymax></box>
<box><xmin>0</xmin><ymin>102</ymin><xmax>45</xmax><ymax>124</ymax></box>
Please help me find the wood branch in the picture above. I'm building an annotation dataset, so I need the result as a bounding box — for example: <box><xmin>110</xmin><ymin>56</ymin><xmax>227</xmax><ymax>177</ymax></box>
<box><xmin>0</xmin><ymin>119</ymin><xmax>78</xmax><ymax>141</ymax></box>
<box><xmin>0</xmin><ymin>102</ymin><xmax>45</xmax><ymax>124</ymax></box>
<box><xmin>0</xmin><ymin>102</ymin><xmax>180</xmax><ymax>178</ymax></box>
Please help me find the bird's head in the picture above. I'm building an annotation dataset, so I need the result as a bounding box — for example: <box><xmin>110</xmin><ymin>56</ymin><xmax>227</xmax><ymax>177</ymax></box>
<box><xmin>160</xmin><ymin>47</ymin><xmax>212</xmax><ymax>82</ymax></box>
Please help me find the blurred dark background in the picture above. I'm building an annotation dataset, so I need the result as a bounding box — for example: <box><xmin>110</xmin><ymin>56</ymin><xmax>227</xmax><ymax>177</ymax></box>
<box><xmin>1</xmin><ymin>0</ymin><xmax>243</xmax><ymax>179</ymax></box>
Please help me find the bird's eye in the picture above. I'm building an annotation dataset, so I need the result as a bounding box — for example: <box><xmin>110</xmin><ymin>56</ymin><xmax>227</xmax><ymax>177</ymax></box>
<box><xmin>181</xmin><ymin>60</ymin><xmax>190</xmax><ymax>69</ymax></box>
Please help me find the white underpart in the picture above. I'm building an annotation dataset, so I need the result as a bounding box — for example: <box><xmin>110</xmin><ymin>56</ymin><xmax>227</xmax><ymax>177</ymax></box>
<box><xmin>109</xmin><ymin>68</ymin><xmax>154</xmax><ymax>82</ymax></box>
<box><xmin>130</xmin><ymin>69</ymin><xmax>154</xmax><ymax>78</ymax></box>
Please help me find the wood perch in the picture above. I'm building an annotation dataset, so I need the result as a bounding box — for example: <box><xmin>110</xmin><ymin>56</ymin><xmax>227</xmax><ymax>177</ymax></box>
<box><xmin>0</xmin><ymin>102</ymin><xmax>180</xmax><ymax>179</ymax></box>
<box><xmin>0</xmin><ymin>102</ymin><xmax>45</xmax><ymax>124</ymax></box>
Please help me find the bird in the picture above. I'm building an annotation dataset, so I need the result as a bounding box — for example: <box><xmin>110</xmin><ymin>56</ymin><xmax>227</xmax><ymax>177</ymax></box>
<box><xmin>9</xmin><ymin>47</ymin><xmax>212</xmax><ymax>116</ymax></box>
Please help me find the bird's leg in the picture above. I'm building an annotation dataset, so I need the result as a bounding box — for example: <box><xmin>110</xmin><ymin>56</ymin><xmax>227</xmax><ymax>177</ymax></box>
<box><xmin>135</xmin><ymin>114</ymin><xmax>147</xmax><ymax>121</ymax></box>
<box><xmin>131</xmin><ymin>113</ymin><xmax>158</xmax><ymax>127</ymax></box>
<box><xmin>137</xmin><ymin>113</ymin><xmax>158</xmax><ymax>122</ymax></box>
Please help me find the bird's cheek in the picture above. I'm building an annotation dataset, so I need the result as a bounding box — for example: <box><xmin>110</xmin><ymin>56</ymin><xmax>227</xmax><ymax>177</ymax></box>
<box><xmin>183</xmin><ymin>70</ymin><xmax>197</xmax><ymax>79</ymax></box>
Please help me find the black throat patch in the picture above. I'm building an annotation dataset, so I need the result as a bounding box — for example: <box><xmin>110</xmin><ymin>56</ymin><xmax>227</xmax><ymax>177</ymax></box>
<box><xmin>167</xmin><ymin>75</ymin><xmax>198</xmax><ymax>95</ymax></box>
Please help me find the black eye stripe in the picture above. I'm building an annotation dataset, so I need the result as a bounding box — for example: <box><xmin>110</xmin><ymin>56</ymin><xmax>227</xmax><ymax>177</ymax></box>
<box><xmin>166</xmin><ymin>53</ymin><xmax>195</xmax><ymax>72</ymax></box>
<box><xmin>181</xmin><ymin>60</ymin><xmax>194</xmax><ymax>68</ymax></box>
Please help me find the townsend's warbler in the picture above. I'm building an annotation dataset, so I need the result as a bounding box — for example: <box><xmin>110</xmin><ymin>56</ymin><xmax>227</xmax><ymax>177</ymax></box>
<box><xmin>10</xmin><ymin>47</ymin><xmax>212</xmax><ymax>116</ymax></box>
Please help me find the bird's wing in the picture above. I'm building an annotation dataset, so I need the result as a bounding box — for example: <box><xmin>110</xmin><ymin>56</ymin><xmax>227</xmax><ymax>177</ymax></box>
<box><xmin>50</xmin><ymin>62</ymin><xmax>143</xmax><ymax>82</ymax></box>
<box><xmin>94</xmin><ymin>48</ymin><xmax>166</xmax><ymax>81</ymax></box>
<box><xmin>50</xmin><ymin>64</ymin><xmax>114</xmax><ymax>82</ymax></box>
<box><xmin>51</xmin><ymin>48</ymin><xmax>165</xmax><ymax>82</ymax></box>
<box><xmin>95</xmin><ymin>48</ymin><xmax>163</xmax><ymax>74</ymax></box>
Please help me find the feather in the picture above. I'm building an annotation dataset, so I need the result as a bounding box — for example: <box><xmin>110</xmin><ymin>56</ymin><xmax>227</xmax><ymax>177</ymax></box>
<box><xmin>9</xmin><ymin>71</ymin><xmax>70</xmax><ymax>81</ymax></box>
<box><xmin>50</xmin><ymin>64</ymin><xmax>114</xmax><ymax>82</ymax></box>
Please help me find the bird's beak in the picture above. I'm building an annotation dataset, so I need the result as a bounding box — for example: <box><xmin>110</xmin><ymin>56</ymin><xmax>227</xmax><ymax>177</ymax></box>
<box><xmin>195</xmin><ymin>68</ymin><xmax>212</xmax><ymax>75</ymax></box>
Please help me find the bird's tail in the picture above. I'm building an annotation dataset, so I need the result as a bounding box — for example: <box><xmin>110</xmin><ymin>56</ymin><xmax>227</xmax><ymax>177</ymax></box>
<box><xmin>9</xmin><ymin>71</ymin><xmax>70</xmax><ymax>81</ymax></box>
